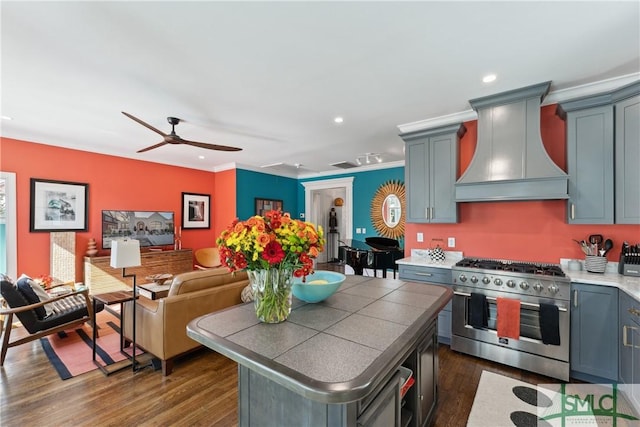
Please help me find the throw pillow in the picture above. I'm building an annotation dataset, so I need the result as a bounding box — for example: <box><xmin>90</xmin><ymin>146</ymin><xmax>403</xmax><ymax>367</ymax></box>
<box><xmin>16</xmin><ymin>274</ymin><xmax>52</xmax><ymax>319</ymax></box>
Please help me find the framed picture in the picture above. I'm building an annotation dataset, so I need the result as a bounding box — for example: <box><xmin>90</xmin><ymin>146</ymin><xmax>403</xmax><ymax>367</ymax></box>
<box><xmin>255</xmin><ymin>198</ymin><xmax>283</xmax><ymax>216</ymax></box>
<box><xmin>30</xmin><ymin>178</ymin><xmax>89</xmax><ymax>232</ymax></box>
<box><xmin>182</xmin><ymin>192</ymin><xmax>211</xmax><ymax>229</ymax></box>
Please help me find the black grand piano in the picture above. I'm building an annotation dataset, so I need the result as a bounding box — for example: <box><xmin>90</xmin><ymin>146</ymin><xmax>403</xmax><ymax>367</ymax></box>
<box><xmin>338</xmin><ymin>237</ymin><xmax>404</xmax><ymax>278</ymax></box>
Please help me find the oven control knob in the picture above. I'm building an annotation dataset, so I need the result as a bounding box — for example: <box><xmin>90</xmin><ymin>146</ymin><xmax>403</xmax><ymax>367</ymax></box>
<box><xmin>482</xmin><ymin>277</ymin><xmax>491</xmax><ymax>285</ymax></box>
<box><xmin>519</xmin><ymin>281</ymin><xmax>529</xmax><ymax>290</ymax></box>
<box><xmin>470</xmin><ymin>276</ymin><xmax>478</xmax><ymax>283</ymax></box>
<box><xmin>548</xmin><ymin>284</ymin><xmax>559</xmax><ymax>294</ymax></box>
<box><xmin>502</xmin><ymin>279</ymin><xmax>512</xmax><ymax>287</ymax></box>
<box><xmin>495</xmin><ymin>278</ymin><xmax>504</xmax><ymax>286</ymax></box>
<box><xmin>459</xmin><ymin>274</ymin><xmax>467</xmax><ymax>282</ymax></box>
<box><xmin>533</xmin><ymin>282</ymin><xmax>543</xmax><ymax>292</ymax></box>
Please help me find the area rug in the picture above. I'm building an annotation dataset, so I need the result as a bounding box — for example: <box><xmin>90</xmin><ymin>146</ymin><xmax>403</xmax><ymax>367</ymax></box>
<box><xmin>40</xmin><ymin>309</ymin><xmax>140</xmax><ymax>380</ymax></box>
<box><xmin>467</xmin><ymin>370</ymin><xmax>639</xmax><ymax>427</ymax></box>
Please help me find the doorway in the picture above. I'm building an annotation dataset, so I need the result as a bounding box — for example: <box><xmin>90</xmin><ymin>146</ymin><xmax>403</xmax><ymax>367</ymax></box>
<box><xmin>302</xmin><ymin>177</ymin><xmax>353</xmax><ymax>264</ymax></box>
<box><xmin>0</xmin><ymin>172</ymin><xmax>17</xmax><ymax>278</ymax></box>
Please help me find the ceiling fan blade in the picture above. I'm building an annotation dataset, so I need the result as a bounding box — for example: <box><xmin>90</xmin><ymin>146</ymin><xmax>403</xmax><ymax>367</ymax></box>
<box><xmin>137</xmin><ymin>141</ymin><xmax>169</xmax><ymax>153</ymax></box>
<box><xmin>122</xmin><ymin>111</ymin><xmax>167</xmax><ymax>137</ymax></box>
<box><xmin>180</xmin><ymin>139</ymin><xmax>243</xmax><ymax>152</ymax></box>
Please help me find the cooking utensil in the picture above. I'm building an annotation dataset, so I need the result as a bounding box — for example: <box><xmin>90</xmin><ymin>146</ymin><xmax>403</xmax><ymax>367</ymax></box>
<box><xmin>602</xmin><ymin>238</ymin><xmax>613</xmax><ymax>256</ymax></box>
<box><xmin>573</xmin><ymin>239</ymin><xmax>591</xmax><ymax>255</ymax></box>
<box><xmin>588</xmin><ymin>234</ymin><xmax>603</xmax><ymax>254</ymax></box>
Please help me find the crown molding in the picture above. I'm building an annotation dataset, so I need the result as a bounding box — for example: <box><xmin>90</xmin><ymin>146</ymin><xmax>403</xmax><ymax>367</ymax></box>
<box><xmin>397</xmin><ymin>73</ymin><xmax>640</xmax><ymax>134</ymax></box>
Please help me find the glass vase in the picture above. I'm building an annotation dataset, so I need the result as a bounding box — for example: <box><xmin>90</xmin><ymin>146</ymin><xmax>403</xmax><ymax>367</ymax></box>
<box><xmin>247</xmin><ymin>268</ymin><xmax>293</xmax><ymax>323</ymax></box>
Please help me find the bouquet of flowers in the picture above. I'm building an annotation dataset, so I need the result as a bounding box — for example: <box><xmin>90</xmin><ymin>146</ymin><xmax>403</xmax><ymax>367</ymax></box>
<box><xmin>217</xmin><ymin>210</ymin><xmax>324</xmax><ymax>277</ymax></box>
<box><xmin>217</xmin><ymin>210</ymin><xmax>325</xmax><ymax>322</ymax></box>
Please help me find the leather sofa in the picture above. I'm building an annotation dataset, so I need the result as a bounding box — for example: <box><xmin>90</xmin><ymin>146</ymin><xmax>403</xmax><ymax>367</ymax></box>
<box><xmin>122</xmin><ymin>268</ymin><xmax>249</xmax><ymax>375</ymax></box>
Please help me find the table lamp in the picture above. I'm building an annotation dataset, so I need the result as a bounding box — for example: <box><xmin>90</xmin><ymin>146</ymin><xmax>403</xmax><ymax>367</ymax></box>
<box><xmin>110</xmin><ymin>238</ymin><xmax>141</xmax><ymax>372</ymax></box>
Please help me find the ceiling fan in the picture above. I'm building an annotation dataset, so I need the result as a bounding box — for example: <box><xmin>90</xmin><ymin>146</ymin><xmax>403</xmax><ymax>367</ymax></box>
<box><xmin>122</xmin><ymin>111</ymin><xmax>242</xmax><ymax>153</ymax></box>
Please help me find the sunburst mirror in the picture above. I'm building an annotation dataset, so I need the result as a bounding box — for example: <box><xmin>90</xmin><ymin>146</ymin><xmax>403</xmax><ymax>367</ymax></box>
<box><xmin>370</xmin><ymin>180</ymin><xmax>406</xmax><ymax>239</ymax></box>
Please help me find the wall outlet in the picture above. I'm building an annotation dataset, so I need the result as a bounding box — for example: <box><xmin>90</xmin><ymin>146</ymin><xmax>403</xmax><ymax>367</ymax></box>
<box><xmin>356</xmin><ymin>228</ymin><xmax>362</xmax><ymax>234</ymax></box>
<box><xmin>417</xmin><ymin>232</ymin><xmax>424</xmax><ymax>242</ymax></box>
<box><xmin>448</xmin><ymin>237</ymin><xmax>455</xmax><ymax>248</ymax></box>
<box><xmin>362</xmin><ymin>228</ymin><xmax>366</xmax><ymax>234</ymax></box>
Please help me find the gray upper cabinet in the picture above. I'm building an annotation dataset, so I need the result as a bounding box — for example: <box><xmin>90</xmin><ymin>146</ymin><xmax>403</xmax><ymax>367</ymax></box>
<box><xmin>615</xmin><ymin>94</ymin><xmax>640</xmax><ymax>224</ymax></box>
<box><xmin>400</xmin><ymin>123</ymin><xmax>466</xmax><ymax>223</ymax></box>
<box><xmin>557</xmin><ymin>80</ymin><xmax>640</xmax><ymax>224</ymax></box>
<box><xmin>564</xmin><ymin>105</ymin><xmax>614</xmax><ymax>224</ymax></box>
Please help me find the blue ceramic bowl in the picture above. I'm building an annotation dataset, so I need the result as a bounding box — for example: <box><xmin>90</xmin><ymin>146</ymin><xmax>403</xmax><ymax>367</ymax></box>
<box><xmin>291</xmin><ymin>270</ymin><xmax>346</xmax><ymax>303</ymax></box>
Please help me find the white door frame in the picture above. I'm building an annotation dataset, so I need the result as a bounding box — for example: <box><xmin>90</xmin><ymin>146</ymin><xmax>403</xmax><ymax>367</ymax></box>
<box><xmin>1</xmin><ymin>171</ymin><xmax>17</xmax><ymax>278</ymax></box>
<box><xmin>302</xmin><ymin>177</ymin><xmax>353</xmax><ymax>240</ymax></box>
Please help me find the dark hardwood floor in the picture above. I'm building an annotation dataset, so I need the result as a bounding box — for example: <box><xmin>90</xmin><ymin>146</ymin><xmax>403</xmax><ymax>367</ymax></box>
<box><xmin>0</xmin><ymin>329</ymin><xmax>561</xmax><ymax>427</ymax></box>
<box><xmin>1</xmin><ymin>266</ymin><xmax>563</xmax><ymax>426</ymax></box>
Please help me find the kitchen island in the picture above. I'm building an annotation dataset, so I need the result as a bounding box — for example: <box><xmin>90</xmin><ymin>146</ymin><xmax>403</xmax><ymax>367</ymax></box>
<box><xmin>187</xmin><ymin>274</ymin><xmax>452</xmax><ymax>427</ymax></box>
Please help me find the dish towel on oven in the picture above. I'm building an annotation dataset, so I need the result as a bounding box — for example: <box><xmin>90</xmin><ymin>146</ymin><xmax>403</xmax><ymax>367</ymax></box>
<box><xmin>539</xmin><ymin>303</ymin><xmax>561</xmax><ymax>345</ymax></box>
<box><xmin>469</xmin><ymin>293</ymin><xmax>489</xmax><ymax>329</ymax></box>
<box><xmin>496</xmin><ymin>297</ymin><xmax>520</xmax><ymax>340</ymax></box>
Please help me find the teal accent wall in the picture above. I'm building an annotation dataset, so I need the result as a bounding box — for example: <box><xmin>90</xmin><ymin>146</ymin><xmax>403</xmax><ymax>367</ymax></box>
<box><xmin>236</xmin><ymin>169</ymin><xmax>298</xmax><ymax>220</ymax></box>
<box><xmin>298</xmin><ymin>167</ymin><xmax>405</xmax><ymax>240</ymax></box>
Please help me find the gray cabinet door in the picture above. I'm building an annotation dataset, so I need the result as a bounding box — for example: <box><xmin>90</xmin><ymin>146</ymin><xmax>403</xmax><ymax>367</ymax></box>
<box><xmin>619</xmin><ymin>292</ymin><xmax>640</xmax><ymax>411</ymax></box>
<box><xmin>615</xmin><ymin>95</ymin><xmax>640</xmax><ymax>224</ymax></box>
<box><xmin>401</xmin><ymin>123</ymin><xmax>463</xmax><ymax>224</ymax></box>
<box><xmin>430</xmin><ymin>133</ymin><xmax>458</xmax><ymax>223</ymax></box>
<box><xmin>570</xmin><ymin>283</ymin><xmax>618</xmax><ymax>381</ymax></box>
<box><xmin>416</xmin><ymin>324</ymin><xmax>437</xmax><ymax>427</ymax></box>
<box><xmin>566</xmin><ymin>106</ymin><xmax>614</xmax><ymax>224</ymax></box>
<box><xmin>405</xmin><ymin>139</ymin><xmax>430</xmax><ymax>222</ymax></box>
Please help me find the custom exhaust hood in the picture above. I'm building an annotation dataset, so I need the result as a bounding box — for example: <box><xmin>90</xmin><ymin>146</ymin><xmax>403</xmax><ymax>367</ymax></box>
<box><xmin>455</xmin><ymin>81</ymin><xmax>569</xmax><ymax>202</ymax></box>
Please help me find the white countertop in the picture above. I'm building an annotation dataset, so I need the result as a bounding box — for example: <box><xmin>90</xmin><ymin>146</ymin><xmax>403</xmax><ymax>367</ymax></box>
<box><xmin>396</xmin><ymin>254</ymin><xmax>640</xmax><ymax>302</ymax></box>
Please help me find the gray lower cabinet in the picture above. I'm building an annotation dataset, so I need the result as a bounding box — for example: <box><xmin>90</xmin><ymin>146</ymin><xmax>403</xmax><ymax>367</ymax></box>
<box><xmin>615</xmin><ymin>94</ymin><xmax>640</xmax><ymax>224</ymax></box>
<box><xmin>237</xmin><ymin>321</ymin><xmax>437</xmax><ymax>427</ymax></box>
<box><xmin>570</xmin><ymin>283</ymin><xmax>618</xmax><ymax>381</ymax></box>
<box><xmin>400</xmin><ymin>123</ymin><xmax>466</xmax><ymax>223</ymax></box>
<box><xmin>399</xmin><ymin>264</ymin><xmax>452</xmax><ymax>344</ymax></box>
<box><xmin>557</xmin><ymin>80</ymin><xmax>640</xmax><ymax>224</ymax></box>
<box><xmin>619</xmin><ymin>291</ymin><xmax>640</xmax><ymax>412</ymax></box>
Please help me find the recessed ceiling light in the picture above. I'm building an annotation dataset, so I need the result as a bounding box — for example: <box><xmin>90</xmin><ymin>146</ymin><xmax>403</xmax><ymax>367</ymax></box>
<box><xmin>334</xmin><ymin>116</ymin><xmax>344</xmax><ymax>124</ymax></box>
<box><xmin>1</xmin><ymin>115</ymin><xmax>13</xmax><ymax>120</ymax></box>
<box><xmin>482</xmin><ymin>74</ymin><xmax>497</xmax><ymax>83</ymax></box>
<box><xmin>198</xmin><ymin>155</ymin><xmax>205</xmax><ymax>160</ymax></box>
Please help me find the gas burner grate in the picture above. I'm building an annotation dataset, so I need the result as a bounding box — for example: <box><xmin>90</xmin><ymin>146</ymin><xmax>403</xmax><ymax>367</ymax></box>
<box><xmin>454</xmin><ymin>258</ymin><xmax>566</xmax><ymax>277</ymax></box>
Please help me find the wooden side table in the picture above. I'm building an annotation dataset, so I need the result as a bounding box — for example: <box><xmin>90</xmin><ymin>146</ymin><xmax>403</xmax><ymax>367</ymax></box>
<box><xmin>92</xmin><ymin>291</ymin><xmax>137</xmax><ymax>375</ymax></box>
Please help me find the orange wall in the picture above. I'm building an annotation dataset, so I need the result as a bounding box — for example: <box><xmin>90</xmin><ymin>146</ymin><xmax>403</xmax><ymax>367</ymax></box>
<box><xmin>406</xmin><ymin>105</ymin><xmax>640</xmax><ymax>264</ymax></box>
<box><xmin>0</xmin><ymin>137</ymin><xmax>237</xmax><ymax>281</ymax></box>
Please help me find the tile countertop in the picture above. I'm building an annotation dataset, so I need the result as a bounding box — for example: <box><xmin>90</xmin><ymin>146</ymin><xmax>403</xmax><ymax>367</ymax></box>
<box><xmin>396</xmin><ymin>254</ymin><xmax>640</xmax><ymax>302</ymax></box>
<box><xmin>186</xmin><ymin>274</ymin><xmax>452</xmax><ymax>404</ymax></box>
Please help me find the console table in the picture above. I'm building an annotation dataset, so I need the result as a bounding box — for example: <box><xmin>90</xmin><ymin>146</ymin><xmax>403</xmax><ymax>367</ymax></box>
<box><xmin>84</xmin><ymin>249</ymin><xmax>192</xmax><ymax>294</ymax></box>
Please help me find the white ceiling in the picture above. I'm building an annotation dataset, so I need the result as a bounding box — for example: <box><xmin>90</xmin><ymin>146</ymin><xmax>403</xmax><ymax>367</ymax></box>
<box><xmin>2</xmin><ymin>1</ymin><xmax>639</xmax><ymax>178</ymax></box>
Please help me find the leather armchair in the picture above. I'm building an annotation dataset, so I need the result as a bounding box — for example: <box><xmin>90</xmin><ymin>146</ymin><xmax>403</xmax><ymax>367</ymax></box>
<box><xmin>122</xmin><ymin>268</ymin><xmax>249</xmax><ymax>375</ymax></box>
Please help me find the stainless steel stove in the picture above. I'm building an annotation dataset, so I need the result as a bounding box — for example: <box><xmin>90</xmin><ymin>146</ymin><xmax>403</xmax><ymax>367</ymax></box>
<box><xmin>450</xmin><ymin>258</ymin><xmax>570</xmax><ymax>380</ymax></box>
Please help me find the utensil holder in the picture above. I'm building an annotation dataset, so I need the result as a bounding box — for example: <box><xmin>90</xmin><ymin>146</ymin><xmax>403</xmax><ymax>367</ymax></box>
<box><xmin>584</xmin><ymin>255</ymin><xmax>607</xmax><ymax>273</ymax></box>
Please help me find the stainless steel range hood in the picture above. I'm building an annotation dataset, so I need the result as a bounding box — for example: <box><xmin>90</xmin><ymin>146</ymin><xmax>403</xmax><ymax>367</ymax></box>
<box><xmin>455</xmin><ymin>81</ymin><xmax>569</xmax><ymax>202</ymax></box>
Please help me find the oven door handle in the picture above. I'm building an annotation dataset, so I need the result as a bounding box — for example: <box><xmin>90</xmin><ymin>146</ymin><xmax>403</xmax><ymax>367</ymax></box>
<box><xmin>453</xmin><ymin>291</ymin><xmax>568</xmax><ymax>312</ymax></box>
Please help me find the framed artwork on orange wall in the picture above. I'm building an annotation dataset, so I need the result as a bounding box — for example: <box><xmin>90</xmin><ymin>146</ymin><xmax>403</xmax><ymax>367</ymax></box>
<box><xmin>30</xmin><ymin>178</ymin><xmax>89</xmax><ymax>232</ymax></box>
<box><xmin>182</xmin><ymin>192</ymin><xmax>210</xmax><ymax>229</ymax></box>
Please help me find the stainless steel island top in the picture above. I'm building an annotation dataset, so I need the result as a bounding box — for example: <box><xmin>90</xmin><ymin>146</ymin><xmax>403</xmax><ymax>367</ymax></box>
<box><xmin>187</xmin><ymin>274</ymin><xmax>452</xmax><ymax>404</ymax></box>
